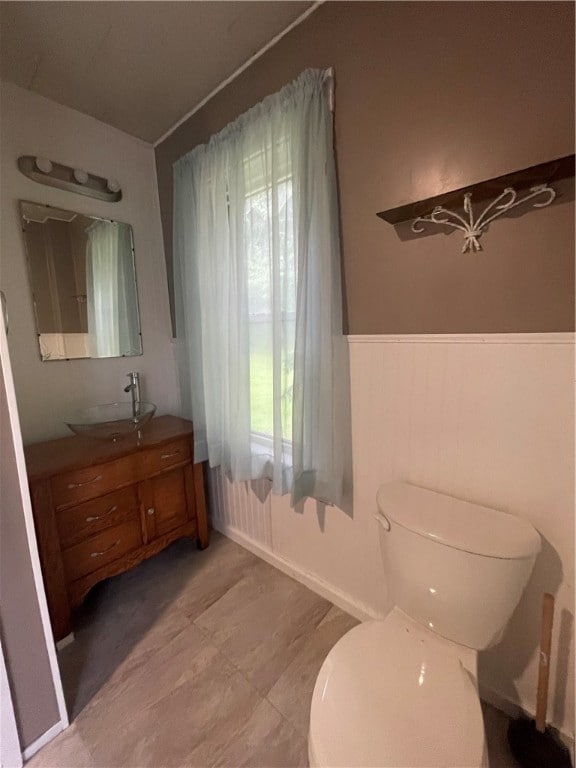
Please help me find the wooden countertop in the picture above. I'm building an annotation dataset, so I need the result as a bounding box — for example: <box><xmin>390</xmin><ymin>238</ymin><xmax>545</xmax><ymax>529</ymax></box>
<box><xmin>25</xmin><ymin>415</ymin><xmax>194</xmax><ymax>482</ymax></box>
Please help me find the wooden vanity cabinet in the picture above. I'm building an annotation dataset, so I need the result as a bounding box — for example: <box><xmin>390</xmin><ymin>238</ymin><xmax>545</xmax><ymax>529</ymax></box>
<box><xmin>24</xmin><ymin>416</ymin><xmax>209</xmax><ymax>641</ymax></box>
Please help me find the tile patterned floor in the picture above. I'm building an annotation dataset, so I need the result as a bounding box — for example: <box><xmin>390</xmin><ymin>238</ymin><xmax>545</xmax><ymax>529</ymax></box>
<box><xmin>29</xmin><ymin>533</ymin><xmax>521</xmax><ymax>767</ymax></box>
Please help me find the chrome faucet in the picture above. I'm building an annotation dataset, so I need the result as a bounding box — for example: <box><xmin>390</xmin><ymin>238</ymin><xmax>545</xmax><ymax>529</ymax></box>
<box><xmin>124</xmin><ymin>372</ymin><xmax>141</xmax><ymax>419</ymax></box>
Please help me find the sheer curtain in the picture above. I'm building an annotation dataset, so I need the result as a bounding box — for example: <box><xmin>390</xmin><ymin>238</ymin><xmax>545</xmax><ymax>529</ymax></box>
<box><xmin>86</xmin><ymin>221</ymin><xmax>140</xmax><ymax>358</ymax></box>
<box><xmin>174</xmin><ymin>68</ymin><xmax>348</xmax><ymax>507</ymax></box>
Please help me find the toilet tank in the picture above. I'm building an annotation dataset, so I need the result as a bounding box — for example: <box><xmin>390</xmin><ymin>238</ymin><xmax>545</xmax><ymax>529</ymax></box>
<box><xmin>376</xmin><ymin>482</ymin><xmax>541</xmax><ymax>650</ymax></box>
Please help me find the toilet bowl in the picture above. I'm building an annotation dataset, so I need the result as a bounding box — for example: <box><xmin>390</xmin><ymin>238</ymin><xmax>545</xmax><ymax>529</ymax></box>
<box><xmin>309</xmin><ymin>611</ymin><xmax>486</xmax><ymax>768</ymax></box>
<box><xmin>309</xmin><ymin>482</ymin><xmax>541</xmax><ymax>768</ymax></box>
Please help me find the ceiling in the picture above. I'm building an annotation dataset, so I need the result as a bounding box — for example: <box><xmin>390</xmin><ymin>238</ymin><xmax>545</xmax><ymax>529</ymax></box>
<box><xmin>0</xmin><ymin>1</ymin><xmax>314</xmax><ymax>144</ymax></box>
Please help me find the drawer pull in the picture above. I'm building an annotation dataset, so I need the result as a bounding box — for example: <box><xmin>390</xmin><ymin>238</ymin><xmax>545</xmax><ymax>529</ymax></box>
<box><xmin>86</xmin><ymin>505</ymin><xmax>117</xmax><ymax>523</ymax></box>
<box><xmin>147</xmin><ymin>507</ymin><xmax>155</xmax><ymax>516</ymax></box>
<box><xmin>67</xmin><ymin>474</ymin><xmax>102</xmax><ymax>489</ymax></box>
<box><xmin>90</xmin><ymin>540</ymin><xmax>120</xmax><ymax>558</ymax></box>
<box><xmin>160</xmin><ymin>451</ymin><xmax>181</xmax><ymax>460</ymax></box>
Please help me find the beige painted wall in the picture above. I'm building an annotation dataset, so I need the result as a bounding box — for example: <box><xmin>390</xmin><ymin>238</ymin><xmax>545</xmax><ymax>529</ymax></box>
<box><xmin>0</xmin><ymin>82</ymin><xmax>179</xmax><ymax>444</ymax></box>
<box><xmin>155</xmin><ymin>1</ymin><xmax>575</xmax><ymax>334</ymax></box>
<box><xmin>0</xmin><ymin>346</ymin><xmax>60</xmax><ymax>749</ymax></box>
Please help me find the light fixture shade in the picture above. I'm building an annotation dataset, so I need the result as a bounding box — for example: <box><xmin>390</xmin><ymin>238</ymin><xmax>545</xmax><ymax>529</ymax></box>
<box><xmin>73</xmin><ymin>168</ymin><xmax>89</xmax><ymax>184</ymax></box>
<box><xmin>18</xmin><ymin>155</ymin><xmax>122</xmax><ymax>202</ymax></box>
<box><xmin>35</xmin><ymin>156</ymin><xmax>53</xmax><ymax>174</ymax></box>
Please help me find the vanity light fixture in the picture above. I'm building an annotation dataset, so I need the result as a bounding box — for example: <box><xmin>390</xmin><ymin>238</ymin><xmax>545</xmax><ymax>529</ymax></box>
<box><xmin>377</xmin><ymin>154</ymin><xmax>574</xmax><ymax>253</ymax></box>
<box><xmin>18</xmin><ymin>155</ymin><xmax>122</xmax><ymax>202</ymax></box>
<box><xmin>73</xmin><ymin>168</ymin><xmax>89</xmax><ymax>185</ymax></box>
<box><xmin>35</xmin><ymin>156</ymin><xmax>53</xmax><ymax>174</ymax></box>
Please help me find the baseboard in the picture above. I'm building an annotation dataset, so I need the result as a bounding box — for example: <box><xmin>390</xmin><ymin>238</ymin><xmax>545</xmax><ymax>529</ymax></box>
<box><xmin>479</xmin><ymin>683</ymin><xmax>525</xmax><ymax>721</ymax></box>
<box><xmin>56</xmin><ymin>632</ymin><xmax>74</xmax><ymax>651</ymax></box>
<box><xmin>22</xmin><ymin>720</ymin><xmax>64</xmax><ymax>761</ymax></box>
<box><xmin>480</xmin><ymin>684</ymin><xmax>575</xmax><ymax>760</ymax></box>
<box><xmin>213</xmin><ymin>520</ymin><xmax>380</xmax><ymax>624</ymax></box>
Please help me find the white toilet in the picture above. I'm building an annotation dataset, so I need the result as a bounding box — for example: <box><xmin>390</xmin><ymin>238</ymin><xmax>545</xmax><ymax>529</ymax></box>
<box><xmin>309</xmin><ymin>482</ymin><xmax>541</xmax><ymax>768</ymax></box>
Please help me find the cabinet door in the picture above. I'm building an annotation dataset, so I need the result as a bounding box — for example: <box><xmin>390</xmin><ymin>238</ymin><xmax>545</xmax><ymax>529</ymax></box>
<box><xmin>142</xmin><ymin>465</ymin><xmax>195</xmax><ymax>542</ymax></box>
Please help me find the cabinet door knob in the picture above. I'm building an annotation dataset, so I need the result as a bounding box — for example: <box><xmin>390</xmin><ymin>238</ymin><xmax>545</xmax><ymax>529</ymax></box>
<box><xmin>147</xmin><ymin>507</ymin><xmax>155</xmax><ymax>516</ymax></box>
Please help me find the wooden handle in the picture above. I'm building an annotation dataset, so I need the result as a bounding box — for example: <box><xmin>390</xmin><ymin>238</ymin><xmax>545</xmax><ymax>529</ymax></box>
<box><xmin>86</xmin><ymin>505</ymin><xmax>117</xmax><ymax>523</ymax></box>
<box><xmin>90</xmin><ymin>540</ymin><xmax>120</xmax><ymax>558</ymax></box>
<box><xmin>535</xmin><ymin>592</ymin><xmax>554</xmax><ymax>732</ymax></box>
<box><xmin>67</xmin><ymin>474</ymin><xmax>102</xmax><ymax>489</ymax></box>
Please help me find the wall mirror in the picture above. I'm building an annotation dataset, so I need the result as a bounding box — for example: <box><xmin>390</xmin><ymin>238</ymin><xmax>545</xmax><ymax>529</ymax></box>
<box><xmin>20</xmin><ymin>201</ymin><xmax>142</xmax><ymax>361</ymax></box>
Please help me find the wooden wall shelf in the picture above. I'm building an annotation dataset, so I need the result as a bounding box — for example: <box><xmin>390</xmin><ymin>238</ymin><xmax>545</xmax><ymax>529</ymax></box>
<box><xmin>377</xmin><ymin>155</ymin><xmax>575</xmax><ymax>225</ymax></box>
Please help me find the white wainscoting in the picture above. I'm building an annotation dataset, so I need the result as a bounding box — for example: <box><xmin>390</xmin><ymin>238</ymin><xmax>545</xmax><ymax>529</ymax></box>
<box><xmin>209</xmin><ymin>475</ymin><xmax>273</xmax><ymax>551</ymax></box>
<box><xmin>209</xmin><ymin>333</ymin><xmax>575</xmax><ymax>741</ymax></box>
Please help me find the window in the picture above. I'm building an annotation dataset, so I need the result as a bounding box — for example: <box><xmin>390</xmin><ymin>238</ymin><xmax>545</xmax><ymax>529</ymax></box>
<box><xmin>244</xmin><ymin>144</ymin><xmax>295</xmax><ymax>440</ymax></box>
<box><xmin>173</xmin><ymin>68</ymin><xmax>348</xmax><ymax>505</ymax></box>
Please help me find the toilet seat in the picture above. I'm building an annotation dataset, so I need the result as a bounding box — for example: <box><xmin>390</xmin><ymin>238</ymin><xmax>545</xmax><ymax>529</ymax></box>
<box><xmin>309</xmin><ymin>610</ymin><xmax>487</xmax><ymax>768</ymax></box>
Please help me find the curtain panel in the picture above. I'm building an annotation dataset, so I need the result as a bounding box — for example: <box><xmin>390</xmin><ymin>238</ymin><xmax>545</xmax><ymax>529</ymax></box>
<box><xmin>86</xmin><ymin>220</ymin><xmax>140</xmax><ymax>358</ymax></box>
<box><xmin>173</xmin><ymin>68</ymin><xmax>348</xmax><ymax>507</ymax></box>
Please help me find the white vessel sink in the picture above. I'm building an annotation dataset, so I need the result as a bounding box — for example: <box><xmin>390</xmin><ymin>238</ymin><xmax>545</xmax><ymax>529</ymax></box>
<box><xmin>64</xmin><ymin>402</ymin><xmax>156</xmax><ymax>441</ymax></box>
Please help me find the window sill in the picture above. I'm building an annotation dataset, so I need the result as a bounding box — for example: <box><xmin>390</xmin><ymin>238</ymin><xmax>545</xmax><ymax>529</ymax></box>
<box><xmin>251</xmin><ymin>432</ymin><xmax>293</xmax><ymax>468</ymax></box>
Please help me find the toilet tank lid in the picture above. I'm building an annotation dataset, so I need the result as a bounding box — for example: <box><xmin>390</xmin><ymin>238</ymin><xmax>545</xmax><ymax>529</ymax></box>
<box><xmin>376</xmin><ymin>482</ymin><xmax>541</xmax><ymax>559</ymax></box>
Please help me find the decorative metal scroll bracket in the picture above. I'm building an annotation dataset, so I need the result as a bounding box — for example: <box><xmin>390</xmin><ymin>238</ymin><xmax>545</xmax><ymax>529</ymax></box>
<box><xmin>411</xmin><ymin>184</ymin><xmax>556</xmax><ymax>253</ymax></box>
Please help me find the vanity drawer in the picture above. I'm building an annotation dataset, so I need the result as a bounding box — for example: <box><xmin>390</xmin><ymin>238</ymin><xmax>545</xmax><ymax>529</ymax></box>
<box><xmin>57</xmin><ymin>487</ymin><xmax>140</xmax><ymax>549</ymax></box>
<box><xmin>51</xmin><ymin>455</ymin><xmax>139</xmax><ymax>510</ymax></box>
<box><xmin>62</xmin><ymin>519</ymin><xmax>142</xmax><ymax>582</ymax></box>
<box><xmin>141</xmin><ymin>438</ymin><xmax>191</xmax><ymax>476</ymax></box>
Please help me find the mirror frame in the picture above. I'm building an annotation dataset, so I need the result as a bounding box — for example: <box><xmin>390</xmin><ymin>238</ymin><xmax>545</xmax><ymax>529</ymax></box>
<box><xmin>19</xmin><ymin>200</ymin><xmax>143</xmax><ymax>362</ymax></box>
